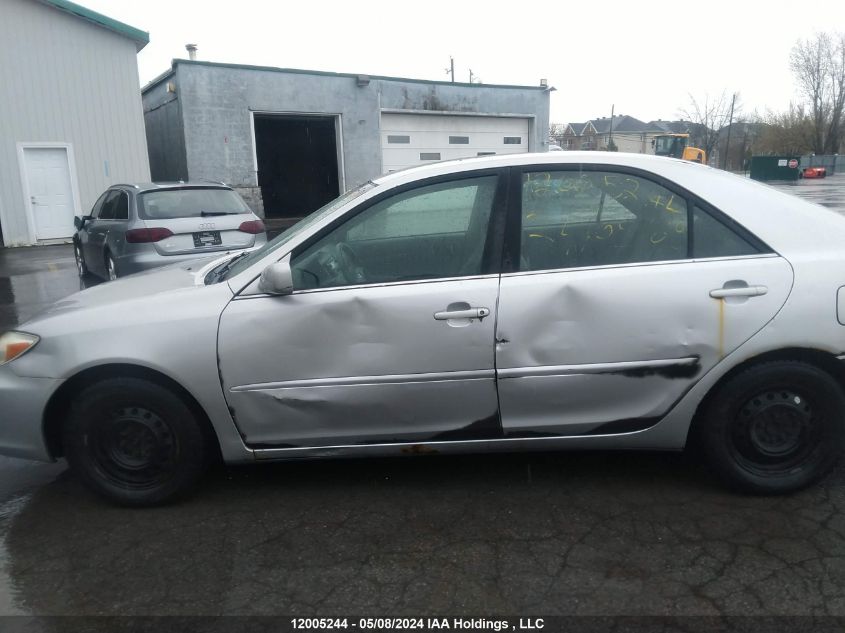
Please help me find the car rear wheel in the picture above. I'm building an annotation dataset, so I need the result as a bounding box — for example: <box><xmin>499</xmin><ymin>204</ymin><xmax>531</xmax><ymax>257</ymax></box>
<box><xmin>63</xmin><ymin>377</ymin><xmax>208</xmax><ymax>506</ymax></box>
<box><xmin>697</xmin><ymin>361</ymin><xmax>845</xmax><ymax>494</ymax></box>
<box><xmin>105</xmin><ymin>253</ymin><xmax>118</xmax><ymax>281</ymax></box>
<box><xmin>73</xmin><ymin>241</ymin><xmax>88</xmax><ymax>277</ymax></box>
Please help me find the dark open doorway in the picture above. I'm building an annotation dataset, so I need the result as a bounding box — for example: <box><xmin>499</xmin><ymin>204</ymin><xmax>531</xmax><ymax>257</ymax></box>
<box><xmin>253</xmin><ymin>114</ymin><xmax>340</xmax><ymax>219</ymax></box>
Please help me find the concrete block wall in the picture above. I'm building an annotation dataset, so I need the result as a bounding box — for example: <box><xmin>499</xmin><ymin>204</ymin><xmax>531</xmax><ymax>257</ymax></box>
<box><xmin>142</xmin><ymin>60</ymin><xmax>550</xmax><ymax>201</ymax></box>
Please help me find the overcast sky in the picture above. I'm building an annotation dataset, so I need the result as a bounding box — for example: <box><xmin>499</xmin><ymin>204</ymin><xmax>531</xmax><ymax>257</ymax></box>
<box><xmin>82</xmin><ymin>0</ymin><xmax>845</xmax><ymax>125</ymax></box>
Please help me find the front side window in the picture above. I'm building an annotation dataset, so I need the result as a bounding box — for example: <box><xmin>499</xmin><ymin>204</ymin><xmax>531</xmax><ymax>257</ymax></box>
<box><xmin>113</xmin><ymin>192</ymin><xmax>129</xmax><ymax>220</ymax></box>
<box><xmin>97</xmin><ymin>191</ymin><xmax>120</xmax><ymax>220</ymax></box>
<box><xmin>519</xmin><ymin>170</ymin><xmax>688</xmax><ymax>271</ymax></box>
<box><xmin>215</xmin><ymin>182</ymin><xmax>376</xmax><ymax>283</ymax></box>
<box><xmin>291</xmin><ymin>175</ymin><xmax>498</xmax><ymax>290</ymax></box>
<box><xmin>89</xmin><ymin>192</ymin><xmax>108</xmax><ymax>219</ymax></box>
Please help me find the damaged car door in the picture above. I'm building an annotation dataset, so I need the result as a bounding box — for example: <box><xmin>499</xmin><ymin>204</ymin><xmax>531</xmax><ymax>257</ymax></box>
<box><xmin>495</xmin><ymin>167</ymin><xmax>794</xmax><ymax>437</ymax></box>
<box><xmin>217</xmin><ymin>172</ymin><xmax>506</xmax><ymax>448</ymax></box>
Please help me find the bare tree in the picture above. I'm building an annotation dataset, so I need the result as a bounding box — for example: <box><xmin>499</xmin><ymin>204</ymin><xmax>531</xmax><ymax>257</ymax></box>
<box><xmin>679</xmin><ymin>91</ymin><xmax>739</xmax><ymax>158</ymax></box>
<box><xmin>790</xmin><ymin>32</ymin><xmax>845</xmax><ymax>154</ymax></box>
<box><xmin>826</xmin><ymin>32</ymin><xmax>845</xmax><ymax>153</ymax></box>
<box><xmin>549</xmin><ymin>123</ymin><xmax>568</xmax><ymax>139</ymax></box>
<box><xmin>755</xmin><ymin>104</ymin><xmax>815</xmax><ymax>155</ymax></box>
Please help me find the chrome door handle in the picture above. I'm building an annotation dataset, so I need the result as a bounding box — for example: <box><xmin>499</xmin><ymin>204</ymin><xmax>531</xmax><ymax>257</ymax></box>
<box><xmin>710</xmin><ymin>285</ymin><xmax>767</xmax><ymax>298</ymax></box>
<box><xmin>434</xmin><ymin>307</ymin><xmax>490</xmax><ymax>320</ymax></box>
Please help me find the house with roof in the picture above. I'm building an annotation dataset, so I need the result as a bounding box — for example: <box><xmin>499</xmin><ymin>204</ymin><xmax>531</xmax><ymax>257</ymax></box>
<box><xmin>554</xmin><ymin>122</ymin><xmax>597</xmax><ymax>150</ymax></box>
<box><xmin>589</xmin><ymin>115</ymin><xmax>652</xmax><ymax>153</ymax></box>
<box><xmin>551</xmin><ymin>116</ymin><xmax>714</xmax><ymax>156</ymax></box>
<box><xmin>552</xmin><ymin>115</ymin><xmax>657</xmax><ymax>153</ymax></box>
<box><xmin>0</xmin><ymin>0</ymin><xmax>151</xmax><ymax>246</ymax></box>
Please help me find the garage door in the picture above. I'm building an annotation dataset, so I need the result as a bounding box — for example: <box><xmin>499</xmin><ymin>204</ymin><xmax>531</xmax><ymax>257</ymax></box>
<box><xmin>381</xmin><ymin>113</ymin><xmax>530</xmax><ymax>173</ymax></box>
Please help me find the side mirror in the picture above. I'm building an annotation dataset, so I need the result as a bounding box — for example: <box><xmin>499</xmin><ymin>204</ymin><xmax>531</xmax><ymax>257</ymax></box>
<box><xmin>258</xmin><ymin>256</ymin><xmax>294</xmax><ymax>296</ymax></box>
<box><xmin>74</xmin><ymin>216</ymin><xmax>84</xmax><ymax>231</ymax></box>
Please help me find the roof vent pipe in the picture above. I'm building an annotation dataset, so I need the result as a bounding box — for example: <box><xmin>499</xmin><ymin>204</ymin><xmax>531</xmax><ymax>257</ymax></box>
<box><xmin>186</xmin><ymin>43</ymin><xmax>198</xmax><ymax>60</ymax></box>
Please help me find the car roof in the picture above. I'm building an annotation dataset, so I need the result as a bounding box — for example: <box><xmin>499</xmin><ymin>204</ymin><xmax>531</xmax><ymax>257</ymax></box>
<box><xmin>372</xmin><ymin>152</ymin><xmax>845</xmax><ymax>258</ymax></box>
<box><xmin>372</xmin><ymin>151</ymin><xmax>696</xmax><ymax>186</ymax></box>
<box><xmin>111</xmin><ymin>182</ymin><xmax>232</xmax><ymax>193</ymax></box>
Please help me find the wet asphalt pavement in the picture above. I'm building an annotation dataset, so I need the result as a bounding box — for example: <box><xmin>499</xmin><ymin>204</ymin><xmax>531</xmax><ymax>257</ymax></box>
<box><xmin>1</xmin><ymin>176</ymin><xmax>845</xmax><ymax>619</ymax></box>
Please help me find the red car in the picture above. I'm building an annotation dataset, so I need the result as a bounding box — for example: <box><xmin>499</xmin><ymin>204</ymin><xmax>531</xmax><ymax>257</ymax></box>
<box><xmin>802</xmin><ymin>166</ymin><xmax>827</xmax><ymax>178</ymax></box>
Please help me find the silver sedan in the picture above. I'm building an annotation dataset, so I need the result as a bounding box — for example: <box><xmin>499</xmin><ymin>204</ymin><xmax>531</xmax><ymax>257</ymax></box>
<box><xmin>1</xmin><ymin>152</ymin><xmax>844</xmax><ymax>505</ymax></box>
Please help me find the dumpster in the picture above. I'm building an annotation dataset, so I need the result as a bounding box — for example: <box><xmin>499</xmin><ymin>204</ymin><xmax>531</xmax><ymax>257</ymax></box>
<box><xmin>750</xmin><ymin>156</ymin><xmax>801</xmax><ymax>181</ymax></box>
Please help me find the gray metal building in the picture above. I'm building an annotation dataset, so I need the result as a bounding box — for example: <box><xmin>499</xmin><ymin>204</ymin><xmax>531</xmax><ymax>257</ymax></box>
<box><xmin>142</xmin><ymin>60</ymin><xmax>551</xmax><ymax>218</ymax></box>
<box><xmin>0</xmin><ymin>0</ymin><xmax>151</xmax><ymax>247</ymax></box>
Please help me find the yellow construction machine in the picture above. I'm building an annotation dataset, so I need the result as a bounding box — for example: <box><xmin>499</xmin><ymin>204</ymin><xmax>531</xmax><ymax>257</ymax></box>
<box><xmin>653</xmin><ymin>134</ymin><xmax>706</xmax><ymax>163</ymax></box>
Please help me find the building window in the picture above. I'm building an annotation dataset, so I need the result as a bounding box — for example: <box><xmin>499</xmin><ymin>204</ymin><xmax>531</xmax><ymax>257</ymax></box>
<box><xmin>449</xmin><ymin>136</ymin><xmax>470</xmax><ymax>144</ymax></box>
<box><xmin>387</xmin><ymin>135</ymin><xmax>410</xmax><ymax>144</ymax></box>
<box><xmin>504</xmin><ymin>137</ymin><xmax>522</xmax><ymax>144</ymax></box>
<box><xmin>420</xmin><ymin>153</ymin><xmax>441</xmax><ymax>160</ymax></box>
<box><xmin>477</xmin><ymin>152</ymin><xmax>496</xmax><ymax>156</ymax></box>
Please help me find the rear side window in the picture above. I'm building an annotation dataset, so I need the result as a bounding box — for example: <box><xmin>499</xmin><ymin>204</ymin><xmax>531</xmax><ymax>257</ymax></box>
<box><xmin>692</xmin><ymin>205</ymin><xmax>761</xmax><ymax>258</ymax></box>
<box><xmin>138</xmin><ymin>188</ymin><xmax>250</xmax><ymax>220</ymax></box>
<box><xmin>519</xmin><ymin>170</ymin><xmax>688</xmax><ymax>271</ymax></box>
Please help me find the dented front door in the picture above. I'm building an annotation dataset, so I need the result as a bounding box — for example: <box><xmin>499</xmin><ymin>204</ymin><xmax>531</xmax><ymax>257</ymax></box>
<box><xmin>218</xmin><ymin>278</ymin><xmax>500</xmax><ymax>447</ymax></box>
<box><xmin>217</xmin><ymin>172</ymin><xmax>505</xmax><ymax>448</ymax></box>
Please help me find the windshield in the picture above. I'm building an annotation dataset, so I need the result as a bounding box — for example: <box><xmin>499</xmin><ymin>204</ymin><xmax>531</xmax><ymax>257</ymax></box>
<box><xmin>215</xmin><ymin>181</ymin><xmax>377</xmax><ymax>281</ymax></box>
<box><xmin>138</xmin><ymin>187</ymin><xmax>251</xmax><ymax>220</ymax></box>
<box><xmin>654</xmin><ymin>136</ymin><xmax>687</xmax><ymax>158</ymax></box>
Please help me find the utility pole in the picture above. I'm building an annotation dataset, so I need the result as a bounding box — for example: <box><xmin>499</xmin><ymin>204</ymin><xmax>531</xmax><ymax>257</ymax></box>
<box><xmin>722</xmin><ymin>92</ymin><xmax>736</xmax><ymax>170</ymax></box>
<box><xmin>445</xmin><ymin>56</ymin><xmax>454</xmax><ymax>82</ymax></box>
<box><xmin>608</xmin><ymin>104</ymin><xmax>615</xmax><ymax>150</ymax></box>
<box><xmin>469</xmin><ymin>69</ymin><xmax>474</xmax><ymax>83</ymax></box>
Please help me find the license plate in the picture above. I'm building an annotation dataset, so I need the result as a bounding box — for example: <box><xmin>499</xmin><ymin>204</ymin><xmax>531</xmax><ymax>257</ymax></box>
<box><xmin>192</xmin><ymin>231</ymin><xmax>222</xmax><ymax>247</ymax></box>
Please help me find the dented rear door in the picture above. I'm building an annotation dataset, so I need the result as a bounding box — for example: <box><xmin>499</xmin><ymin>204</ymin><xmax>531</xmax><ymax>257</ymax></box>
<box><xmin>494</xmin><ymin>166</ymin><xmax>793</xmax><ymax>438</ymax></box>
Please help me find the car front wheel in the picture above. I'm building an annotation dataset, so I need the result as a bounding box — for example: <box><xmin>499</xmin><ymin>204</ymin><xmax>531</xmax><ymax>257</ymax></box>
<box><xmin>63</xmin><ymin>377</ymin><xmax>208</xmax><ymax>506</ymax></box>
<box><xmin>697</xmin><ymin>361</ymin><xmax>845</xmax><ymax>494</ymax></box>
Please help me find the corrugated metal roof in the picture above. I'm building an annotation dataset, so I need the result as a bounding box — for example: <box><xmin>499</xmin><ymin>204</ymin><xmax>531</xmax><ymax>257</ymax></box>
<box><xmin>37</xmin><ymin>0</ymin><xmax>149</xmax><ymax>50</ymax></box>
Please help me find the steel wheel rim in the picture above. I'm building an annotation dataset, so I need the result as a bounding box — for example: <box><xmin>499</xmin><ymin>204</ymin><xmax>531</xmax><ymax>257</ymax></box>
<box><xmin>729</xmin><ymin>388</ymin><xmax>819</xmax><ymax>474</ymax></box>
<box><xmin>91</xmin><ymin>406</ymin><xmax>179</xmax><ymax>490</ymax></box>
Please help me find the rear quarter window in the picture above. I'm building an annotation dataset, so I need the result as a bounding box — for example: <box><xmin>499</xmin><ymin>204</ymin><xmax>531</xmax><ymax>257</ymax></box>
<box><xmin>692</xmin><ymin>205</ymin><xmax>764</xmax><ymax>258</ymax></box>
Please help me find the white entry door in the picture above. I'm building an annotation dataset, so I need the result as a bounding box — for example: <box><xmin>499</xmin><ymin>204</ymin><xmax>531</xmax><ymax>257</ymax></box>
<box><xmin>22</xmin><ymin>147</ymin><xmax>76</xmax><ymax>240</ymax></box>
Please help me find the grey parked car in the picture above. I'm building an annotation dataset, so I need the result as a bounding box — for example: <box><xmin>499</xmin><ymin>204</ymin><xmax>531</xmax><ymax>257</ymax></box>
<box><xmin>2</xmin><ymin>152</ymin><xmax>845</xmax><ymax>505</ymax></box>
<box><xmin>73</xmin><ymin>183</ymin><xmax>267</xmax><ymax>280</ymax></box>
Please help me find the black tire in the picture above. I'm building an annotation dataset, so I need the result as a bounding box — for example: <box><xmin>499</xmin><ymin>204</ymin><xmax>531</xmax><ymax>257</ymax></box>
<box><xmin>696</xmin><ymin>361</ymin><xmax>845</xmax><ymax>494</ymax></box>
<box><xmin>63</xmin><ymin>377</ymin><xmax>208</xmax><ymax>506</ymax></box>
<box><xmin>105</xmin><ymin>252</ymin><xmax>118</xmax><ymax>281</ymax></box>
<box><xmin>73</xmin><ymin>241</ymin><xmax>88</xmax><ymax>277</ymax></box>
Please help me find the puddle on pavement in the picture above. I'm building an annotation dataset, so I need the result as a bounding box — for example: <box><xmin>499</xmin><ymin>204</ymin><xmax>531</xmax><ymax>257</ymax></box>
<box><xmin>0</xmin><ymin>496</ymin><xmax>30</xmax><ymax>615</ymax></box>
<box><xmin>770</xmin><ymin>173</ymin><xmax>845</xmax><ymax>214</ymax></box>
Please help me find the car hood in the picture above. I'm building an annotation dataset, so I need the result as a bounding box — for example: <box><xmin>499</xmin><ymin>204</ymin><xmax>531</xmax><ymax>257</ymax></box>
<box><xmin>19</xmin><ymin>257</ymin><xmax>231</xmax><ymax>332</ymax></box>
